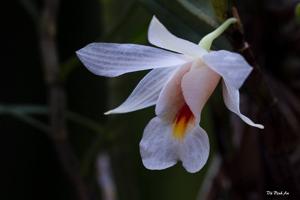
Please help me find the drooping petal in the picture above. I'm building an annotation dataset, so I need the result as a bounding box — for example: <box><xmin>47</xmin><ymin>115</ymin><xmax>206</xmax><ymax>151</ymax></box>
<box><xmin>140</xmin><ymin>117</ymin><xmax>178</xmax><ymax>170</ymax></box>
<box><xmin>222</xmin><ymin>80</ymin><xmax>264</xmax><ymax>129</ymax></box>
<box><xmin>105</xmin><ymin>67</ymin><xmax>179</xmax><ymax>114</ymax></box>
<box><xmin>178</xmin><ymin>126</ymin><xmax>209</xmax><ymax>173</ymax></box>
<box><xmin>202</xmin><ymin>50</ymin><xmax>252</xmax><ymax>89</ymax></box>
<box><xmin>155</xmin><ymin>63</ymin><xmax>192</xmax><ymax>121</ymax></box>
<box><xmin>148</xmin><ymin>16</ymin><xmax>207</xmax><ymax>58</ymax></box>
<box><xmin>181</xmin><ymin>61</ymin><xmax>221</xmax><ymax>120</ymax></box>
<box><xmin>76</xmin><ymin>43</ymin><xmax>190</xmax><ymax>77</ymax></box>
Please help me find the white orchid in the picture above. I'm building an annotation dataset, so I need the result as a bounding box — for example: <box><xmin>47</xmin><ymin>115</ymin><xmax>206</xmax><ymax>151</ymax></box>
<box><xmin>77</xmin><ymin>16</ymin><xmax>264</xmax><ymax>173</ymax></box>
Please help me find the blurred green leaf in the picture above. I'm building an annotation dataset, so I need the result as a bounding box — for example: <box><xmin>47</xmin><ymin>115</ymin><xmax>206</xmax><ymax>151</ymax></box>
<box><xmin>296</xmin><ymin>3</ymin><xmax>300</xmax><ymax>23</ymax></box>
<box><xmin>0</xmin><ymin>104</ymin><xmax>49</xmax><ymax>133</ymax></box>
<box><xmin>211</xmin><ymin>0</ymin><xmax>231</xmax><ymax>22</ymax></box>
<box><xmin>176</xmin><ymin>0</ymin><xmax>218</xmax><ymax>27</ymax></box>
<box><xmin>0</xmin><ymin>104</ymin><xmax>46</xmax><ymax>115</ymax></box>
<box><xmin>0</xmin><ymin>104</ymin><xmax>104</xmax><ymax>134</ymax></box>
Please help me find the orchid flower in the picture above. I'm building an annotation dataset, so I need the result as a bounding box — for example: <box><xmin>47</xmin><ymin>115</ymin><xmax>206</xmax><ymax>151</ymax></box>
<box><xmin>76</xmin><ymin>16</ymin><xmax>264</xmax><ymax>173</ymax></box>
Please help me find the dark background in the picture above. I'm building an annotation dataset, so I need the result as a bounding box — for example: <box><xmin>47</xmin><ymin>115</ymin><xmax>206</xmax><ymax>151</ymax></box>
<box><xmin>1</xmin><ymin>0</ymin><xmax>300</xmax><ymax>200</ymax></box>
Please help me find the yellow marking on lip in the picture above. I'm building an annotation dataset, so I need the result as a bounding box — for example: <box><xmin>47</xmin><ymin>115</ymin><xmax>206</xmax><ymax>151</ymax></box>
<box><xmin>172</xmin><ymin>104</ymin><xmax>195</xmax><ymax>140</ymax></box>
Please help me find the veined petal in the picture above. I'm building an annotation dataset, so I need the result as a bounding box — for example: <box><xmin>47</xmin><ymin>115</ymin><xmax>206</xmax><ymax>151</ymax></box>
<box><xmin>155</xmin><ymin>63</ymin><xmax>192</xmax><ymax>121</ymax></box>
<box><xmin>77</xmin><ymin>43</ymin><xmax>190</xmax><ymax>77</ymax></box>
<box><xmin>222</xmin><ymin>80</ymin><xmax>264</xmax><ymax>129</ymax></box>
<box><xmin>202</xmin><ymin>50</ymin><xmax>252</xmax><ymax>89</ymax></box>
<box><xmin>148</xmin><ymin>16</ymin><xmax>207</xmax><ymax>58</ymax></box>
<box><xmin>140</xmin><ymin>117</ymin><xmax>178</xmax><ymax>170</ymax></box>
<box><xmin>178</xmin><ymin>126</ymin><xmax>209</xmax><ymax>173</ymax></box>
<box><xmin>181</xmin><ymin>62</ymin><xmax>221</xmax><ymax>120</ymax></box>
<box><xmin>105</xmin><ymin>67</ymin><xmax>179</xmax><ymax>114</ymax></box>
<box><xmin>140</xmin><ymin>116</ymin><xmax>210</xmax><ymax>173</ymax></box>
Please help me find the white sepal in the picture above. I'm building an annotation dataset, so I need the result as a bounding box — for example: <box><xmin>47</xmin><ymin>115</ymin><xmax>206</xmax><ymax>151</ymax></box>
<box><xmin>105</xmin><ymin>67</ymin><xmax>179</xmax><ymax>114</ymax></box>
<box><xmin>77</xmin><ymin>43</ymin><xmax>189</xmax><ymax>77</ymax></box>
<box><xmin>148</xmin><ymin>16</ymin><xmax>207</xmax><ymax>58</ymax></box>
<box><xmin>222</xmin><ymin>80</ymin><xmax>264</xmax><ymax>129</ymax></box>
<box><xmin>202</xmin><ymin>50</ymin><xmax>252</xmax><ymax>89</ymax></box>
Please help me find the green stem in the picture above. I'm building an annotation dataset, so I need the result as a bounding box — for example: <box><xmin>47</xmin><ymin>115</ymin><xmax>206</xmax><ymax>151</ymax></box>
<box><xmin>199</xmin><ymin>18</ymin><xmax>237</xmax><ymax>51</ymax></box>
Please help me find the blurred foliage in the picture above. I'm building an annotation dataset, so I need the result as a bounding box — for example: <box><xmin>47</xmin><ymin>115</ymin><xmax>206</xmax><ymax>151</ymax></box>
<box><xmin>296</xmin><ymin>3</ymin><xmax>300</xmax><ymax>23</ymax></box>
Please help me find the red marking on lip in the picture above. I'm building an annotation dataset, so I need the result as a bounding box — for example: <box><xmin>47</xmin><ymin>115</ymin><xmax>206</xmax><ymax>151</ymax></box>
<box><xmin>172</xmin><ymin>103</ymin><xmax>195</xmax><ymax>139</ymax></box>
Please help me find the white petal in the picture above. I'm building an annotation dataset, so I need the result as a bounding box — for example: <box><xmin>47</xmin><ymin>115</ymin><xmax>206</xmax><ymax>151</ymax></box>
<box><xmin>178</xmin><ymin>126</ymin><xmax>210</xmax><ymax>173</ymax></box>
<box><xmin>155</xmin><ymin>63</ymin><xmax>192</xmax><ymax>121</ymax></box>
<box><xmin>77</xmin><ymin>43</ymin><xmax>190</xmax><ymax>77</ymax></box>
<box><xmin>181</xmin><ymin>62</ymin><xmax>221</xmax><ymax>120</ymax></box>
<box><xmin>222</xmin><ymin>81</ymin><xmax>264</xmax><ymax>129</ymax></box>
<box><xmin>148</xmin><ymin>16</ymin><xmax>207</xmax><ymax>58</ymax></box>
<box><xmin>202</xmin><ymin>50</ymin><xmax>253</xmax><ymax>89</ymax></box>
<box><xmin>140</xmin><ymin>117</ymin><xmax>178</xmax><ymax>170</ymax></box>
<box><xmin>105</xmin><ymin>67</ymin><xmax>179</xmax><ymax>114</ymax></box>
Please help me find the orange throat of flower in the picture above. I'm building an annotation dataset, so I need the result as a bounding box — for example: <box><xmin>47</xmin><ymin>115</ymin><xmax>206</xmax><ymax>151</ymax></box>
<box><xmin>172</xmin><ymin>104</ymin><xmax>195</xmax><ymax>140</ymax></box>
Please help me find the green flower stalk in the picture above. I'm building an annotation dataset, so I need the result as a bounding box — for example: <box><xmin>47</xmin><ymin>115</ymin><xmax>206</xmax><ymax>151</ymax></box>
<box><xmin>199</xmin><ymin>18</ymin><xmax>237</xmax><ymax>50</ymax></box>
